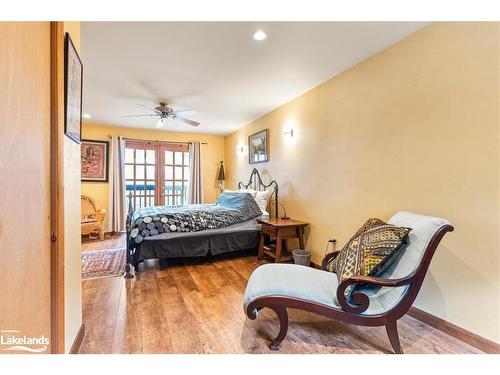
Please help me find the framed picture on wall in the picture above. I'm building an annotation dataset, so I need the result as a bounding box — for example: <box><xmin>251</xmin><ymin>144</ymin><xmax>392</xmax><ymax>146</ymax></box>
<box><xmin>248</xmin><ymin>129</ymin><xmax>269</xmax><ymax>164</ymax></box>
<box><xmin>81</xmin><ymin>140</ymin><xmax>109</xmax><ymax>182</ymax></box>
<box><xmin>64</xmin><ymin>32</ymin><xmax>83</xmax><ymax>144</ymax></box>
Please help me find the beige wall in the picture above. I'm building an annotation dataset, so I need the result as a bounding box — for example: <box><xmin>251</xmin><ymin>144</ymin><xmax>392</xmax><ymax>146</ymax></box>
<box><xmin>224</xmin><ymin>22</ymin><xmax>500</xmax><ymax>343</ymax></box>
<box><xmin>63</xmin><ymin>21</ymin><xmax>83</xmax><ymax>353</ymax></box>
<box><xmin>82</xmin><ymin>123</ymin><xmax>225</xmax><ymax>232</ymax></box>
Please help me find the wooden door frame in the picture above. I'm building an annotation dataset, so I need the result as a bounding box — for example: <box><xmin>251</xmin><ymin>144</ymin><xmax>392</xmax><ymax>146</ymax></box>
<box><xmin>50</xmin><ymin>21</ymin><xmax>66</xmax><ymax>354</ymax></box>
<box><xmin>124</xmin><ymin>140</ymin><xmax>189</xmax><ymax>208</ymax></box>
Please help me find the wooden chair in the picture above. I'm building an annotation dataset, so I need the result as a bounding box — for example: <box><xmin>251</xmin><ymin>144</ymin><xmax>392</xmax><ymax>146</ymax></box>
<box><xmin>81</xmin><ymin>195</ymin><xmax>106</xmax><ymax>241</ymax></box>
<box><xmin>243</xmin><ymin>211</ymin><xmax>454</xmax><ymax>353</ymax></box>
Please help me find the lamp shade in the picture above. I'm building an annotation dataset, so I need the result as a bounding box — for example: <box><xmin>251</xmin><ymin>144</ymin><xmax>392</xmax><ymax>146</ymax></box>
<box><xmin>217</xmin><ymin>161</ymin><xmax>226</xmax><ymax>181</ymax></box>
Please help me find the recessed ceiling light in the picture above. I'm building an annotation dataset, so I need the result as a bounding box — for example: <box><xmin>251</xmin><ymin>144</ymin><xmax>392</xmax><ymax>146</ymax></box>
<box><xmin>83</xmin><ymin>113</ymin><xmax>91</xmax><ymax>119</ymax></box>
<box><xmin>253</xmin><ymin>30</ymin><xmax>267</xmax><ymax>41</ymax></box>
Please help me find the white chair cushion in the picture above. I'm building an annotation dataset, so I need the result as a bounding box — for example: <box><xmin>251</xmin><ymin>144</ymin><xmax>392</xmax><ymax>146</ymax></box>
<box><xmin>384</xmin><ymin>211</ymin><xmax>451</xmax><ymax>279</ymax></box>
<box><xmin>243</xmin><ymin>263</ymin><xmax>390</xmax><ymax>316</ymax></box>
<box><xmin>244</xmin><ymin>264</ymin><xmax>338</xmax><ymax>309</ymax></box>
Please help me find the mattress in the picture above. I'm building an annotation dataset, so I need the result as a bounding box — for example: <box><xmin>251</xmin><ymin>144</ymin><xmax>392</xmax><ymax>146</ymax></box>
<box><xmin>135</xmin><ymin>216</ymin><xmax>265</xmax><ymax>262</ymax></box>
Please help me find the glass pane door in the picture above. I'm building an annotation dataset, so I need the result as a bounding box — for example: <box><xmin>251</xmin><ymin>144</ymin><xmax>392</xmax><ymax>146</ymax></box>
<box><xmin>163</xmin><ymin>148</ymin><xmax>190</xmax><ymax>206</ymax></box>
<box><xmin>125</xmin><ymin>143</ymin><xmax>158</xmax><ymax>210</ymax></box>
<box><xmin>125</xmin><ymin>141</ymin><xmax>190</xmax><ymax>210</ymax></box>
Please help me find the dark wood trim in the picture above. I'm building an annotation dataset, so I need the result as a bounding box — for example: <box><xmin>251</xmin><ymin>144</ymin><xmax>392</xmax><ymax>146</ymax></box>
<box><xmin>408</xmin><ymin>307</ymin><xmax>499</xmax><ymax>354</ymax></box>
<box><xmin>246</xmin><ymin>224</ymin><xmax>455</xmax><ymax>353</ymax></box>
<box><xmin>310</xmin><ymin>260</ymin><xmax>321</xmax><ymax>269</ymax></box>
<box><xmin>69</xmin><ymin>324</ymin><xmax>85</xmax><ymax>354</ymax></box>
<box><xmin>321</xmin><ymin>250</ymin><xmax>341</xmax><ymax>270</ymax></box>
<box><xmin>50</xmin><ymin>21</ymin><xmax>66</xmax><ymax>354</ymax></box>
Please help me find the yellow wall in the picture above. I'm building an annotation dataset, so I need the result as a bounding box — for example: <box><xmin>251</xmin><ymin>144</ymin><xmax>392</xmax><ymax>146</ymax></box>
<box><xmin>82</xmin><ymin>123</ymin><xmax>225</xmax><ymax>232</ymax></box>
<box><xmin>63</xmin><ymin>21</ymin><xmax>83</xmax><ymax>353</ymax></box>
<box><xmin>224</xmin><ymin>22</ymin><xmax>500</xmax><ymax>343</ymax></box>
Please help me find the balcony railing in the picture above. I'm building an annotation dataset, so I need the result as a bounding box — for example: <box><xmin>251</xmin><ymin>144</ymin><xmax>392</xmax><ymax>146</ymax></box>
<box><xmin>126</xmin><ymin>183</ymin><xmax>188</xmax><ymax>210</ymax></box>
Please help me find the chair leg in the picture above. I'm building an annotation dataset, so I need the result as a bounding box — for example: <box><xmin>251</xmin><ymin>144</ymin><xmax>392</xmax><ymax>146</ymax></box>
<box><xmin>386</xmin><ymin>320</ymin><xmax>404</xmax><ymax>354</ymax></box>
<box><xmin>269</xmin><ymin>306</ymin><xmax>288</xmax><ymax>350</ymax></box>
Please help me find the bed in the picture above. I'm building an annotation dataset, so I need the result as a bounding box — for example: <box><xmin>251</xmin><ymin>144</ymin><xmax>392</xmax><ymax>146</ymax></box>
<box><xmin>124</xmin><ymin>168</ymin><xmax>278</xmax><ymax>277</ymax></box>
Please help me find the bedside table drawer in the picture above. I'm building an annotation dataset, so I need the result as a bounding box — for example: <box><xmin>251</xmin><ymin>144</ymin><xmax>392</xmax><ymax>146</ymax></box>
<box><xmin>261</xmin><ymin>225</ymin><xmax>278</xmax><ymax>237</ymax></box>
<box><xmin>261</xmin><ymin>224</ymin><xmax>301</xmax><ymax>238</ymax></box>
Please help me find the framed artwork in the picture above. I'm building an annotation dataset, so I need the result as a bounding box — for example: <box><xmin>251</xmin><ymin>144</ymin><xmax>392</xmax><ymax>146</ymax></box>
<box><xmin>248</xmin><ymin>129</ymin><xmax>269</xmax><ymax>164</ymax></box>
<box><xmin>64</xmin><ymin>33</ymin><xmax>83</xmax><ymax>144</ymax></box>
<box><xmin>81</xmin><ymin>140</ymin><xmax>109</xmax><ymax>182</ymax></box>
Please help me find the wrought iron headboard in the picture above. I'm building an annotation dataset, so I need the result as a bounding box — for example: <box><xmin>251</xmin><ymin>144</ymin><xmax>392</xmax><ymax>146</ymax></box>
<box><xmin>238</xmin><ymin>168</ymin><xmax>279</xmax><ymax>219</ymax></box>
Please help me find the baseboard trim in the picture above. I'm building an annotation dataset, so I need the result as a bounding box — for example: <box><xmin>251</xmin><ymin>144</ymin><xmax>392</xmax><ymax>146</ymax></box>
<box><xmin>69</xmin><ymin>324</ymin><xmax>85</xmax><ymax>354</ymax></box>
<box><xmin>407</xmin><ymin>307</ymin><xmax>499</xmax><ymax>353</ymax></box>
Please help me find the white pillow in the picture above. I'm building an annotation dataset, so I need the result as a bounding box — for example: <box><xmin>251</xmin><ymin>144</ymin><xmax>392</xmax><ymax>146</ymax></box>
<box><xmin>224</xmin><ymin>188</ymin><xmax>257</xmax><ymax>197</ymax></box>
<box><xmin>254</xmin><ymin>190</ymin><xmax>271</xmax><ymax>214</ymax></box>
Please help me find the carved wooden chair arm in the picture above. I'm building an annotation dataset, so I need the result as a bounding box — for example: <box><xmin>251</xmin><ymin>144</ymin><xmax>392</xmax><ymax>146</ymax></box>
<box><xmin>321</xmin><ymin>251</ymin><xmax>341</xmax><ymax>270</ymax></box>
<box><xmin>336</xmin><ymin>274</ymin><xmax>416</xmax><ymax>314</ymax></box>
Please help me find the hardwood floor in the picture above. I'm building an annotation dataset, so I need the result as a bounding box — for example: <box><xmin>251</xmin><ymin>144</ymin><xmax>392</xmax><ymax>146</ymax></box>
<box><xmin>79</xmin><ymin>234</ymin><xmax>483</xmax><ymax>354</ymax></box>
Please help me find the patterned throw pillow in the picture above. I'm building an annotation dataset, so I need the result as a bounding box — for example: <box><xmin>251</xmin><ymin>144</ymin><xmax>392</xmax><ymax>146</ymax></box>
<box><xmin>329</xmin><ymin>218</ymin><xmax>412</xmax><ymax>297</ymax></box>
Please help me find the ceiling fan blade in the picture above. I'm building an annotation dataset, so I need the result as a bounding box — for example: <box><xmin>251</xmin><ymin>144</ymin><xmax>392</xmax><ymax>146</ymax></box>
<box><xmin>137</xmin><ymin>104</ymin><xmax>158</xmax><ymax>112</ymax></box>
<box><xmin>171</xmin><ymin>109</ymin><xmax>195</xmax><ymax>116</ymax></box>
<box><xmin>173</xmin><ymin>116</ymin><xmax>200</xmax><ymax>126</ymax></box>
<box><xmin>121</xmin><ymin>114</ymin><xmax>158</xmax><ymax>117</ymax></box>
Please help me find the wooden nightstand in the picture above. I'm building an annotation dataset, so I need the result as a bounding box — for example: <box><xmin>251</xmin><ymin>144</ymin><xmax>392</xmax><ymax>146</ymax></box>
<box><xmin>256</xmin><ymin>218</ymin><xmax>309</xmax><ymax>263</ymax></box>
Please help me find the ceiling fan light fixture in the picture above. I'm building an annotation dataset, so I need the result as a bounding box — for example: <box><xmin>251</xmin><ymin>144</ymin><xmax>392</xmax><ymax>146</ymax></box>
<box><xmin>122</xmin><ymin>103</ymin><xmax>199</xmax><ymax>127</ymax></box>
<box><xmin>156</xmin><ymin>118</ymin><xmax>166</xmax><ymax>128</ymax></box>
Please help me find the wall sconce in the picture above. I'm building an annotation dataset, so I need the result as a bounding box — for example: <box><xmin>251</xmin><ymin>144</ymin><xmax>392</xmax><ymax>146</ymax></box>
<box><xmin>283</xmin><ymin>129</ymin><xmax>294</xmax><ymax>139</ymax></box>
<box><xmin>236</xmin><ymin>145</ymin><xmax>246</xmax><ymax>155</ymax></box>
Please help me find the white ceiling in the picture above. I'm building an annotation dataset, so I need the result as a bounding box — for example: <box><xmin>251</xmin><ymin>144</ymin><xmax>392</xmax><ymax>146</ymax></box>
<box><xmin>81</xmin><ymin>22</ymin><xmax>428</xmax><ymax>135</ymax></box>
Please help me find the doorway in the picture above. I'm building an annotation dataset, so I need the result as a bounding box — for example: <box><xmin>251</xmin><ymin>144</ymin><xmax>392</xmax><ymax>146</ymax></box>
<box><xmin>124</xmin><ymin>140</ymin><xmax>190</xmax><ymax>210</ymax></box>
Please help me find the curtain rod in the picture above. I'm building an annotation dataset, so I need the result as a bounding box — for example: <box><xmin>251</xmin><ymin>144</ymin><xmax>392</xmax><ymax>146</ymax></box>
<box><xmin>106</xmin><ymin>135</ymin><xmax>207</xmax><ymax>145</ymax></box>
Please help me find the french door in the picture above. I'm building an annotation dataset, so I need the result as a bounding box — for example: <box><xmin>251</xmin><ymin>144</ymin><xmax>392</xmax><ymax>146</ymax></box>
<box><xmin>125</xmin><ymin>140</ymin><xmax>190</xmax><ymax>210</ymax></box>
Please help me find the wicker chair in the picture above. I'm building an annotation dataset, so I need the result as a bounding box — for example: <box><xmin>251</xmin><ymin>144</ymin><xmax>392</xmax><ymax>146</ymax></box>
<box><xmin>81</xmin><ymin>195</ymin><xmax>106</xmax><ymax>240</ymax></box>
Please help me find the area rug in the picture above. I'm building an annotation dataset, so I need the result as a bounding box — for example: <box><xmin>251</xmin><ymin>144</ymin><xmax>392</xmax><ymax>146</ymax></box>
<box><xmin>81</xmin><ymin>248</ymin><xmax>126</xmax><ymax>280</ymax></box>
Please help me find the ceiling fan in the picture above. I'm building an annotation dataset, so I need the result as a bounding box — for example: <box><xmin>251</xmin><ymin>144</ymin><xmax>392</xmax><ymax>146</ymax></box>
<box><xmin>122</xmin><ymin>102</ymin><xmax>199</xmax><ymax>128</ymax></box>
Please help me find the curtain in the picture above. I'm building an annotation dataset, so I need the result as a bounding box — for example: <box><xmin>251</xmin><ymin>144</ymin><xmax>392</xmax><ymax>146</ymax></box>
<box><xmin>108</xmin><ymin>136</ymin><xmax>127</xmax><ymax>232</ymax></box>
<box><xmin>188</xmin><ymin>141</ymin><xmax>204</xmax><ymax>204</ymax></box>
